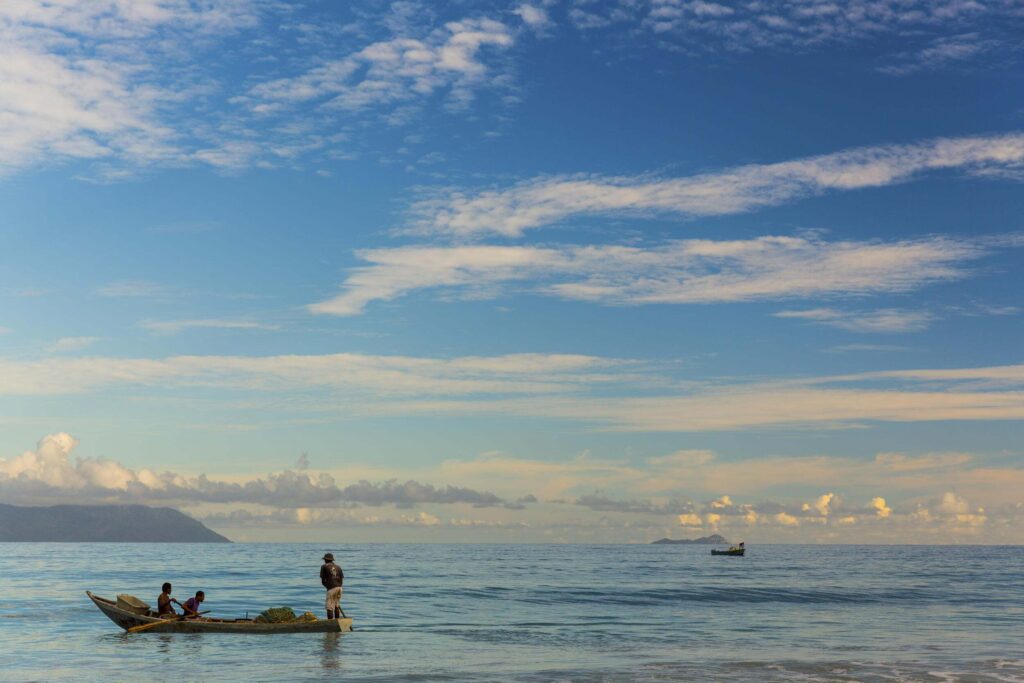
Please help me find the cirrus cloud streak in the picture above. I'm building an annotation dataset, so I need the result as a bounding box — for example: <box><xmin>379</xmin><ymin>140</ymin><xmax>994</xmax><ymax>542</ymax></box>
<box><xmin>308</xmin><ymin>234</ymin><xmax>986</xmax><ymax>315</ymax></box>
<box><xmin>409</xmin><ymin>133</ymin><xmax>1024</xmax><ymax>238</ymax></box>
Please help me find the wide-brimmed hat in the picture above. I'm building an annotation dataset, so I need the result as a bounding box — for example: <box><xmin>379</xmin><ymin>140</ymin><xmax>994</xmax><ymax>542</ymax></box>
<box><xmin>323</xmin><ymin>552</ymin><xmax>335</xmax><ymax>562</ymax></box>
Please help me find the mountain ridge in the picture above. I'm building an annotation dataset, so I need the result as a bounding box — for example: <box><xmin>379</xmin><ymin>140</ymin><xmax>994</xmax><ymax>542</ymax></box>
<box><xmin>0</xmin><ymin>504</ymin><xmax>230</xmax><ymax>542</ymax></box>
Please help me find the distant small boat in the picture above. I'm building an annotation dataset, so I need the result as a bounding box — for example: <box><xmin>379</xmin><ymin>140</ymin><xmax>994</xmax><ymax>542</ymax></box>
<box><xmin>86</xmin><ymin>591</ymin><xmax>352</xmax><ymax>634</ymax></box>
<box><xmin>711</xmin><ymin>548</ymin><xmax>745</xmax><ymax>556</ymax></box>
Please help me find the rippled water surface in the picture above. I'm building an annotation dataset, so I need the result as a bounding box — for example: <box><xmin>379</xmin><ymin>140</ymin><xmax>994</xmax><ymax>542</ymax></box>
<box><xmin>1</xmin><ymin>543</ymin><xmax>1022</xmax><ymax>682</ymax></box>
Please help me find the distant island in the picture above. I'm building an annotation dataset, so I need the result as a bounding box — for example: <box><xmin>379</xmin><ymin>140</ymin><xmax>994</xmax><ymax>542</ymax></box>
<box><xmin>651</xmin><ymin>534</ymin><xmax>729</xmax><ymax>545</ymax></box>
<box><xmin>0</xmin><ymin>504</ymin><xmax>230</xmax><ymax>542</ymax></box>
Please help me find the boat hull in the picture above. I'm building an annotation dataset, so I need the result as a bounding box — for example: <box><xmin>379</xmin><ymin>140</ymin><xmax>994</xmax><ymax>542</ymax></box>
<box><xmin>711</xmin><ymin>549</ymin><xmax>745</xmax><ymax>556</ymax></box>
<box><xmin>86</xmin><ymin>592</ymin><xmax>352</xmax><ymax>634</ymax></box>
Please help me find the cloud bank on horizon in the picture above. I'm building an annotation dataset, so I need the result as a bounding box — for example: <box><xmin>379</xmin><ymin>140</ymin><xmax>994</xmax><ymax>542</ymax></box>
<box><xmin>0</xmin><ymin>0</ymin><xmax>1022</xmax><ymax>542</ymax></box>
<box><xmin>1</xmin><ymin>433</ymin><xmax>1015</xmax><ymax>542</ymax></box>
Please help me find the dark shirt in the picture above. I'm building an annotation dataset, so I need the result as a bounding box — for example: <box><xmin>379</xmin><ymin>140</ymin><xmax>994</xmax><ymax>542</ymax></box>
<box><xmin>320</xmin><ymin>562</ymin><xmax>344</xmax><ymax>589</ymax></box>
<box><xmin>183</xmin><ymin>597</ymin><xmax>201</xmax><ymax>615</ymax></box>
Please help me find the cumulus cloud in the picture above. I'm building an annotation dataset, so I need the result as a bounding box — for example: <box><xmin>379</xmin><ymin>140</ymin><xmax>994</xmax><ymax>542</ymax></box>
<box><xmin>3</xmin><ymin>435</ymin><xmax>1020</xmax><ymax>540</ymax></box>
<box><xmin>774</xmin><ymin>511</ymin><xmax>800</xmax><ymax>526</ymax></box>
<box><xmin>404</xmin><ymin>511</ymin><xmax>441</xmax><ymax>526</ymax></box>
<box><xmin>408</xmin><ymin>133</ymin><xmax>1024</xmax><ymax>238</ymax></box>
<box><xmin>308</xmin><ymin>234</ymin><xmax>986</xmax><ymax>316</ymax></box>
<box><xmin>425</xmin><ymin>446</ymin><xmax>1024</xmax><ymax>521</ymax></box>
<box><xmin>662</xmin><ymin>488</ymin><xmax>1011</xmax><ymax>538</ymax></box>
<box><xmin>677</xmin><ymin>513</ymin><xmax>703</xmax><ymax>526</ymax></box>
<box><xmin>514</xmin><ymin>4</ymin><xmax>552</xmax><ymax>31</ymax></box>
<box><xmin>0</xmin><ymin>433</ymin><xmax>504</xmax><ymax>509</ymax></box>
<box><xmin>803</xmin><ymin>492</ymin><xmax>836</xmax><ymax>516</ymax></box>
<box><xmin>425</xmin><ymin>445</ymin><xmax>1024</xmax><ymax>539</ymax></box>
<box><xmin>871</xmin><ymin>496</ymin><xmax>893</xmax><ymax>518</ymax></box>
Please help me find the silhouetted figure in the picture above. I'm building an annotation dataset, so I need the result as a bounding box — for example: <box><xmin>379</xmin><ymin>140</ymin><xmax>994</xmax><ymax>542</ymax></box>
<box><xmin>320</xmin><ymin>553</ymin><xmax>344</xmax><ymax>620</ymax></box>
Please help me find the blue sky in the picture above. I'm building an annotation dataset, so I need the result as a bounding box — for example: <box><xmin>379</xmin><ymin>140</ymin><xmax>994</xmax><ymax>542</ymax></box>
<box><xmin>0</xmin><ymin>0</ymin><xmax>1022</xmax><ymax>542</ymax></box>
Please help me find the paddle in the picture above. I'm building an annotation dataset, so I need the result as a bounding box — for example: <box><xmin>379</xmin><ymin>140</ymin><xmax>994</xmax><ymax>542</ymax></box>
<box><xmin>127</xmin><ymin>611</ymin><xmax>210</xmax><ymax>634</ymax></box>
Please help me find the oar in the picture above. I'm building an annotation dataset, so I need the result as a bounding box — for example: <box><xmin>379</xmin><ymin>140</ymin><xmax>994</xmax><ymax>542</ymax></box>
<box><xmin>127</xmin><ymin>611</ymin><xmax>210</xmax><ymax>634</ymax></box>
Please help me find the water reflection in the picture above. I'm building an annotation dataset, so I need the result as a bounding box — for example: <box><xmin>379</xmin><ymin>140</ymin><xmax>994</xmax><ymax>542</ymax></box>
<box><xmin>321</xmin><ymin>632</ymin><xmax>343</xmax><ymax>671</ymax></box>
<box><xmin>155</xmin><ymin>633</ymin><xmax>174</xmax><ymax>658</ymax></box>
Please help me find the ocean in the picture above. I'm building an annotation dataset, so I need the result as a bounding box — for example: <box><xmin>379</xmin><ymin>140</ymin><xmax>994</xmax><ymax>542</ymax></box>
<box><xmin>0</xmin><ymin>543</ymin><xmax>1021</xmax><ymax>682</ymax></box>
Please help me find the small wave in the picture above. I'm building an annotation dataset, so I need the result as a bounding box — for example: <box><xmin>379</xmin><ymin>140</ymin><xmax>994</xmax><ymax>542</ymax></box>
<box><xmin>477</xmin><ymin>585</ymin><xmax>946</xmax><ymax>606</ymax></box>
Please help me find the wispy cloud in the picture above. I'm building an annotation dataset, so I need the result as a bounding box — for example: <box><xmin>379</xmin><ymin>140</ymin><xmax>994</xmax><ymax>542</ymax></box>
<box><xmin>576</xmin><ymin>0</ymin><xmax>1023</xmax><ymax>75</ymax></box>
<box><xmin>2</xmin><ymin>352</ymin><xmax>1021</xmax><ymax>432</ymax></box>
<box><xmin>878</xmin><ymin>32</ymin><xmax>998</xmax><ymax>76</ymax></box>
<box><xmin>373</xmin><ymin>362</ymin><xmax>1024</xmax><ymax>431</ymax></box>
<box><xmin>0</xmin><ymin>351</ymin><xmax>622</xmax><ymax>397</ymax></box>
<box><xmin>47</xmin><ymin>336</ymin><xmax>101</xmax><ymax>354</ymax></box>
<box><xmin>94</xmin><ymin>280</ymin><xmax>171</xmax><ymax>298</ymax></box>
<box><xmin>142</xmin><ymin>319</ymin><xmax>280</xmax><ymax>335</ymax></box>
<box><xmin>826</xmin><ymin>344</ymin><xmax>913</xmax><ymax>353</ymax></box>
<box><xmin>390</xmin><ymin>384</ymin><xmax>1024</xmax><ymax>432</ymax></box>
<box><xmin>308</xmin><ymin>234</ymin><xmax>985</xmax><ymax>315</ymax></box>
<box><xmin>408</xmin><ymin>133</ymin><xmax>1024</xmax><ymax>238</ymax></box>
<box><xmin>0</xmin><ymin>0</ymin><xmax>260</xmax><ymax>174</ymax></box>
<box><xmin>774</xmin><ymin>307</ymin><xmax>935</xmax><ymax>333</ymax></box>
<box><xmin>245</xmin><ymin>15</ymin><xmax>516</xmax><ymax>117</ymax></box>
<box><xmin>0</xmin><ymin>1</ymin><xmax>571</xmax><ymax>178</ymax></box>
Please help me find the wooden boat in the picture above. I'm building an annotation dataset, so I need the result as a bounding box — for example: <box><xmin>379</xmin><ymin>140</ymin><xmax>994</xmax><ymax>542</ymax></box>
<box><xmin>86</xmin><ymin>591</ymin><xmax>352</xmax><ymax>634</ymax></box>
<box><xmin>711</xmin><ymin>548</ymin><xmax>745</xmax><ymax>556</ymax></box>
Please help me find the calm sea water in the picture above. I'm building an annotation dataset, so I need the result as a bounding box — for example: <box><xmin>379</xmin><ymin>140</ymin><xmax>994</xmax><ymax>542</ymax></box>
<box><xmin>0</xmin><ymin>543</ymin><xmax>1021</xmax><ymax>682</ymax></box>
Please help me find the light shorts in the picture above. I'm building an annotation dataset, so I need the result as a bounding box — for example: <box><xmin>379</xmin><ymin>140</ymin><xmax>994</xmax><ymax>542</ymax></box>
<box><xmin>325</xmin><ymin>586</ymin><xmax>343</xmax><ymax>612</ymax></box>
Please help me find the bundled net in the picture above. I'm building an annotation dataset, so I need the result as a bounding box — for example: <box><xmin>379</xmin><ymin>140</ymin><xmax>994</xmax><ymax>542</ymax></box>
<box><xmin>254</xmin><ymin>607</ymin><xmax>319</xmax><ymax>623</ymax></box>
<box><xmin>255</xmin><ymin>607</ymin><xmax>296</xmax><ymax>623</ymax></box>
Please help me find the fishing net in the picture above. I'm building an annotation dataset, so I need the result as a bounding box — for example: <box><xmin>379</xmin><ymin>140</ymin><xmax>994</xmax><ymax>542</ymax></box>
<box><xmin>255</xmin><ymin>607</ymin><xmax>297</xmax><ymax>623</ymax></box>
<box><xmin>254</xmin><ymin>607</ymin><xmax>322</xmax><ymax>623</ymax></box>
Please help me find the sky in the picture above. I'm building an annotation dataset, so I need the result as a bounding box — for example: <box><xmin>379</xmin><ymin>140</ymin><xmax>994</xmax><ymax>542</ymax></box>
<box><xmin>0</xmin><ymin>0</ymin><xmax>1022</xmax><ymax>543</ymax></box>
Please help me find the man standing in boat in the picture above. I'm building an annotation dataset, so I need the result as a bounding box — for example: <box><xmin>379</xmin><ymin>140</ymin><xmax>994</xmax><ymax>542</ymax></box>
<box><xmin>320</xmin><ymin>553</ymin><xmax>344</xmax><ymax>620</ymax></box>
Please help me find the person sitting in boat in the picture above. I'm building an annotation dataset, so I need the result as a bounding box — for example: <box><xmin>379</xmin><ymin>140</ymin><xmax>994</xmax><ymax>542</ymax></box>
<box><xmin>181</xmin><ymin>591</ymin><xmax>205</xmax><ymax>618</ymax></box>
<box><xmin>320</xmin><ymin>552</ymin><xmax>344</xmax><ymax>620</ymax></box>
<box><xmin>728</xmin><ymin>542</ymin><xmax>746</xmax><ymax>552</ymax></box>
<box><xmin>157</xmin><ymin>582</ymin><xmax>182</xmax><ymax>616</ymax></box>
